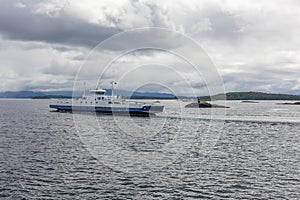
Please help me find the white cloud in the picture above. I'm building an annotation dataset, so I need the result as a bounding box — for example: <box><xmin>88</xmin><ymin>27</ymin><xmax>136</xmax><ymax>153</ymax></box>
<box><xmin>15</xmin><ymin>2</ymin><xmax>26</xmax><ymax>8</ymax></box>
<box><xmin>0</xmin><ymin>37</ymin><xmax>81</xmax><ymax>91</ymax></box>
<box><xmin>33</xmin><ymin>0</ymin><xmax>69</xmax><ymax>17</ymax></box>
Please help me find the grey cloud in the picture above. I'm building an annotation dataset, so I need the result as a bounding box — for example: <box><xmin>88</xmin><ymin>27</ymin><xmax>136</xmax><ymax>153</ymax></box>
<box><xmin>208</xmin><ymin>12</ymin><xmax>243</xmax><ymax>40</ymax></box>
<box><xmin>180</xmin><ymin>3</ymin><xmax>244</xmax><ymax>42</ymax></box>
<box><xmin>71</xmin><ymin>54</ymin><xmax>86</xmax><ymax>61</ymax></box>
<box><xmin>0</xmin><ymin>0</ymin><xmax>174</xmax><ymax>50</ymax></box>
<box><xmin>0</xmin><ymin>1</ymin><xmax>121</xmax><ymax>48</ymax></box>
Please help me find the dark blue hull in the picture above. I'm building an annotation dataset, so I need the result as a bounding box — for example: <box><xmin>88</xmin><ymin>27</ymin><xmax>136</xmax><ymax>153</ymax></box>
<box><xmin>49</xmin><ymin>104</ymin><xmax>164</xmax><ymax>116</ymax></box>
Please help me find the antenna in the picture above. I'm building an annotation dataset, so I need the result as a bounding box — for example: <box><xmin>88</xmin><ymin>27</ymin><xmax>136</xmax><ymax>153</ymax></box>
<box><xmin>96</xmin><ymin>81</ymin><xmax>101</xmax><ymax>89</ymax></box>
<box><xmin>83</xmin><ymin>81</ymin><xmax>86</xmax><ymax>97</ymax></box>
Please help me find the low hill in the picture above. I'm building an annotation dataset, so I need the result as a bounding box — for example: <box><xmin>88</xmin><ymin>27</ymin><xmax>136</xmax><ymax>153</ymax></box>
<box><xmin>129</xmin><ymin>92</ymin><xmax>177</xmax><ymax>99</ymax></box>
<box><xmin>200</xmin><ymin>92</ymin><xmax>300</xmax><ymax>101</ymax></box>
<box><xmin>0</xmin><ymin>91</ymin><xmax>47</xmax><ymax>98</ymax></box>
<box><xmin>0</xmin><ymin>90</ymin><xmax>176</xmax><ymax>99</ymax></box>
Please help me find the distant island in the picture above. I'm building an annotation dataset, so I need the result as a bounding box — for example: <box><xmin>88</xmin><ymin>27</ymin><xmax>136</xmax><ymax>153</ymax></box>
<box><xmin>0</xmin><ymin>91</ymin><xmax>73</xmax><ymax>99</ymax></box>
<box><xmin>199</xmin><ymin>92</ymin><xmax>300</xmax><ymax>101</ymax></box>
<box><xmin>277</xmin><ymin>102</ymin><xmax>300</xmax><ymax>105</ymax></box>
<box><xmin>185</xmin><ymin>101</ymin><xmax>229</xmax><ymax>108</ymax></box>
<box><xmin>0</xmin><ymin>90</ymin><xmax>177</xmax><ymax>99</ymax></box>
<box><xmin>1</xmin><ymin>90</ymin><xmax>300</xmax><ymax>100</ymax></box>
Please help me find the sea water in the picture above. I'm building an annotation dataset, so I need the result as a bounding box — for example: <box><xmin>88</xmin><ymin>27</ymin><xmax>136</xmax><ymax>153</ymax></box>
<box><xmin>0</xmin><ymin>99</ymin><xmax>299</xmax><ymax>199</ymax></box>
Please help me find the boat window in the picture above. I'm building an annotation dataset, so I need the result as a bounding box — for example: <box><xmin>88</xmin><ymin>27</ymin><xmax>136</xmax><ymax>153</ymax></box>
<box><xmin>95</xmin><ymin>91</ymin><xmax>105</xmax><ymax>95</ymax></box>
<box><xmin>97</xmin><ymin>97</ymin><xmax>101</xmax><ymax>100</ymax></box>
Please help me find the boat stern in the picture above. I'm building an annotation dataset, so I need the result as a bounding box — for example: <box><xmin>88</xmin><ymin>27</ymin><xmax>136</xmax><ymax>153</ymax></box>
<box><xmin>141</xmin><ymin>105</ymin><xmax>164</xmax><ymax>113</ymax></box>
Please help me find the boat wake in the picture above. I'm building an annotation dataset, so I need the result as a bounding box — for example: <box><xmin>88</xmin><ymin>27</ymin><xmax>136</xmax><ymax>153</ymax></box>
<box><xmin>156</xmin><ymin>114</ymin><xmax>300</xmax><ymax>124</ymax></box>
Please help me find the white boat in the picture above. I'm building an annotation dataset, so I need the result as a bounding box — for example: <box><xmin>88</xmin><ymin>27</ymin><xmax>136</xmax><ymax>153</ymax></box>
<box><xmin>49</xmin><ymin>86</ymin><xmax>164</xmax><ymax>116</ymax></box>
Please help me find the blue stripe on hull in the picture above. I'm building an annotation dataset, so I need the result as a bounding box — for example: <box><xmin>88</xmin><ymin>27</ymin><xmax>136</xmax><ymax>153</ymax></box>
<box><xmin>49</xmin><ymin>104</ymin><xmax>164</xmax><ymax>115</ymax></box>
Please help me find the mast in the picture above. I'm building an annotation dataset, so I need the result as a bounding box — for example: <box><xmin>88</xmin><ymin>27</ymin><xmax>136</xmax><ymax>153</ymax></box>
<box><xmin>110</xmin><ymin>81</ymin><xmax>117</xmax><ymax>103</ymax></box>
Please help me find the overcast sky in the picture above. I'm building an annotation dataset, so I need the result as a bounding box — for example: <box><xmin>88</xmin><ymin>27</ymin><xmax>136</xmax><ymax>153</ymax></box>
<box><xmin>0</xmin><ymin>0</ymin><xmax>300</xmax><ymax>95</ymax></box>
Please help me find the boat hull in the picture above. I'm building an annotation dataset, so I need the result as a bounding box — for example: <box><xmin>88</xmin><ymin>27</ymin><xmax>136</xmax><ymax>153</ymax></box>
<box><xmin>49</xmin><ymin>104</ymin><xmax>164</xmax><ymax>116</ymax></box>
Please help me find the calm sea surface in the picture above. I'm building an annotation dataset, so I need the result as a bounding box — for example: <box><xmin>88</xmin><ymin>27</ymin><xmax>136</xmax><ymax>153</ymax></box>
<box><xmin>0</xmin><ymin>99</ymin><xmax>299</xmax><ymax>199</ymax></box>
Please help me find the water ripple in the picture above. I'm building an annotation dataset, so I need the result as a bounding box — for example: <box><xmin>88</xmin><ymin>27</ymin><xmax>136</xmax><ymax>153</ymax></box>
<box><xmin>0</xmin><ymin>100</ymin><xmax>299</xmax><ymax>199</ymax></box>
